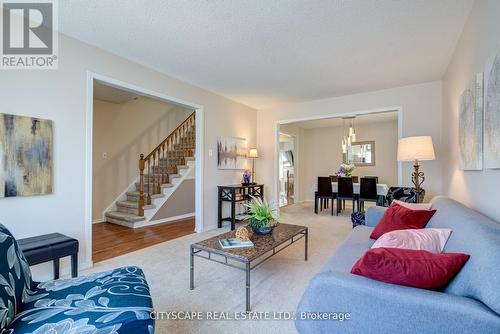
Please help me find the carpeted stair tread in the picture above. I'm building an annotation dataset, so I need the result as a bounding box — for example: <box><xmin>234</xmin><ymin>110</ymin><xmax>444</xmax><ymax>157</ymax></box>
<box><xmin>126</xmin><ymin>191</ymin><xmax>164</xmax><ymax>199</ymax></box>
<box><xmin>105</xmin><ymin>211</ymin><xmax>145</xmax><ymax>222</ymax></box>
<box><xmin>117</xmin><ymin>200</ymin><xmax>139</xmax><ymax>208</ymax></box>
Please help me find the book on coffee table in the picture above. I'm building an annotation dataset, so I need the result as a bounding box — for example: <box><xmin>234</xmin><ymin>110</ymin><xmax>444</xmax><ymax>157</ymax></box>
<box><xmin>219</xmin><ymin>238</ymin><xmax>254</xmax><ymax>249</ymax></box>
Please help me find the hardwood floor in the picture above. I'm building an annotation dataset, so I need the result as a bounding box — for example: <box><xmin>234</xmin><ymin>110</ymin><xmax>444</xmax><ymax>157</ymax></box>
<box><xmin>92</xmin><ymin>218</ymin><xmax>195</xmax><ymax>263</ymax></box>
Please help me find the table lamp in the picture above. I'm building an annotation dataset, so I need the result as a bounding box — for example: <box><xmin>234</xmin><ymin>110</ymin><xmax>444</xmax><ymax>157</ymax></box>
<box><xmin>397</xmin><ymin>136</ymin><xmax>435</xmax><ymax>202</ymax></box>
<box><xmin>248</xmin><ymin>148</ymin><xmax>259</xmax><ymax>184</ymax></box>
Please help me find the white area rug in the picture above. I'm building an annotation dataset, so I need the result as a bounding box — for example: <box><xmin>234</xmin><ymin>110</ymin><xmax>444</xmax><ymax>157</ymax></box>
<box><xmin>83</xmin><ymin>202</ymin><xmax>352</xmax><ymax>334</ymax></box>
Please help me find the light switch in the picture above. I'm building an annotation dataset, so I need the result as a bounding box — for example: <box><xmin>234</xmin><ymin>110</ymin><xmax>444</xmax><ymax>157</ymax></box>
<box><xmin>102</xmin><ymin>152</ymin><xmax>108</xmax><ymax>159</ymax></box>
<box><xmin>208</xmin><ymin>149</ymin><xmax>213</xmax><ymax>157</ymax></box>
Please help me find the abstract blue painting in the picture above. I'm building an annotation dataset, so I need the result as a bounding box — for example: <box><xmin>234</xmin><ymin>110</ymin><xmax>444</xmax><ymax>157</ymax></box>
<box><xmin>0</xmin><ymin>113</ymin><xmax>53</xmax><ymax>197</ymax></box>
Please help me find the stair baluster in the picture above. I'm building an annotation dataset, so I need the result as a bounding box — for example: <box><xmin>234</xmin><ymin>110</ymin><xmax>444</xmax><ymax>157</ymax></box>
<box><xmin>147</xmin><ymin>157</ymin><xmax>152</xmax><ymax>205</ymax></box>
<box><xmin>156</xmin><ymin>150</ymin><xmax>161</xmax><ymax>194</ymax></box>
<box><xmin>138</xmin><ymin>154</ymin><xmax>145</xmax><ymax>217</ymax></box>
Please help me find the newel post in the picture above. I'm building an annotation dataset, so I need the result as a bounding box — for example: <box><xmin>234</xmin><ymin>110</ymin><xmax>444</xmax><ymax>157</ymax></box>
<box><xmin>138</xmin><ymin>153</ymin><xmax>145</xmax><ymax>216</ymax></box>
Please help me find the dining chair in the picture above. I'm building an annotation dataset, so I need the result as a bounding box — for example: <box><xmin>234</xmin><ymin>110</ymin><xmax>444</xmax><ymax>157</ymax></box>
<box><xmin>351</xmin><ymin>176</ymin><xmax>359</xmax><ymax>183</ymax></box>
<box><xmin>315</xmin><ymin>177</ymin><xmax>336</xmax><ymax>215</ymax></box>
<box><xmin>358</xmin><ymin>177</ymin><xmax>379</xmax><ymax>212</ymax></box>
<box><xmin>329</xmin><ymin>175</ymin><xmax>338</xmax><ymax>182</ymax></box>
<box><xmin>336</xmin><ymin>177</ymin><xmax>357</xmax><ymax>215</ymax></box>
<box><xmin>363</xmin><ymin>175</ymin><xmax>379</xmax><ymax>183</ymax></box>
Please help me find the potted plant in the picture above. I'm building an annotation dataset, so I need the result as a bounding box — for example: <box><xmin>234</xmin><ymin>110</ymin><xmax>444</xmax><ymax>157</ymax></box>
<box><xmin>244</xmin><ymin>196</ymin><xmax>279</xmax><ymax>235</ymax></box>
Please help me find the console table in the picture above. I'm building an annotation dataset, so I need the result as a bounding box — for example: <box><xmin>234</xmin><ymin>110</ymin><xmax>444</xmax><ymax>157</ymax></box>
<box><xmin>18</xmin><ymin>233</ymin><xmax>79</xmax><ymax>279</ymax></box>
<box><xmin>217</xmin><ymin>184</ymin><xmax>264</xmax><ymax>230</ymax></box>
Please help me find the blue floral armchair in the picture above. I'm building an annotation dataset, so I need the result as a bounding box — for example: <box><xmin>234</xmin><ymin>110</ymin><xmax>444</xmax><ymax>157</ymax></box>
<box><xmin>0</xmin><ymin>224</ymin><xmax>154</xmax><ymax>333</ymax></box>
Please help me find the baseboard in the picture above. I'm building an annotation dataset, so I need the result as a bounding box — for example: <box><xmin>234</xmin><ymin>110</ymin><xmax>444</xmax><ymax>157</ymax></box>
<box><xmin>92</xmin><ymin>218</ymin><xmax>106</xmax><ymax>224</ymax></box>
<box><xmin>134</xmin><ymin>212</ymin><xmax>195</xmax><ymax>228</ymax></box>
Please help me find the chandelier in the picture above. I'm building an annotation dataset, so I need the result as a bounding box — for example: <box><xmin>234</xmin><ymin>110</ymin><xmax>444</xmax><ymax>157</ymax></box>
<box><xmin>341</xmin><ymin>116</ymin><xmax>356</xmax><ymax>154</ymax></box>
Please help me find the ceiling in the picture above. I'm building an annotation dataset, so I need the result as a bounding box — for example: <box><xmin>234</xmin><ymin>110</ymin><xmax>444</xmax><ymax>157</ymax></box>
<box><xmin>60</xmin><ymin>1</ymin><xmax>473</xmax><ymax>109</ymax></box>
<box><xmin>93</xmin><ymin>81</ymin><xmax>140</xmax><ymax>104</ymax></box>
<box><xmin>291</xmin><ymin>111</ymin><xmax>398</xmax><ymax>129</ymax></box>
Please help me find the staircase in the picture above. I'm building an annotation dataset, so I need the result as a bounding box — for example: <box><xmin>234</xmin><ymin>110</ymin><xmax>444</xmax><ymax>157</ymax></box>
<box><xmin>105</xmin><ymin>112</ymin><xmax>196</xmax><ymax>228</ymax></box>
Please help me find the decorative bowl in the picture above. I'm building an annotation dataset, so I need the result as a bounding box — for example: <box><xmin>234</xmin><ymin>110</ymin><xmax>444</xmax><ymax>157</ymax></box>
<box><xmin>251</xmin><ymin>226</ymin><xmax>275</xmax><ymax>235</ymax></box>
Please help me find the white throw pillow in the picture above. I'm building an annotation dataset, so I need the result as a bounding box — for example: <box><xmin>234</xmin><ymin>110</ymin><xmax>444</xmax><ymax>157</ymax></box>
<box><xmin>371</xmin><ymin>228</ymin><xmax>452</xmax><ymax>254</ymax></box>
<box><xmin>392</xmin><ymin>199</ymin><xmax>433</xmax><ymax>210</ymax></box>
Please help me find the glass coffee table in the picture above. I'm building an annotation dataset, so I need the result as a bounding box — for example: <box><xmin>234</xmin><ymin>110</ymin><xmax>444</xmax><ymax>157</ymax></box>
<box><xmin>190</xmin><ymin>223</ymin><xmax>308</xmax><ymax>311</ymax></box>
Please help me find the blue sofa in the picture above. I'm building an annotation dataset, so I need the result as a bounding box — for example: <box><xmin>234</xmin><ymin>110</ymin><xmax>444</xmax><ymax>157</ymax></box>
<box><xmin>296</xmin><ymin>196</ymin><xmax>500</xmax><ymax>333</ymax></box>
<box><xmin>0</xmin><ymin>224</ymin><xmax>154</xmax><ymax>333</ymax></box>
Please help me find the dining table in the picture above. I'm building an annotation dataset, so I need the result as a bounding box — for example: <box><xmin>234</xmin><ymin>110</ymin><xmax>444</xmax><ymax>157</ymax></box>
<box><xmin>313</xmin><ymin>181</ymin><xmax>389</xmax><ymax>214</ymax></box>
<box><xmin>313</xmin><ymin>182</ymin><xmax>389</xmax><ymax>196</ymax></box>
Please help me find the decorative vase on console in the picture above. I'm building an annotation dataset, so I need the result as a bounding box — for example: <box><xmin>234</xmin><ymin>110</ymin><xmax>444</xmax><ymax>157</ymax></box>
<box><xmin>241</xmin><ymin>170</ymin><xmax>252</xmax><ymax>186</ymax></box>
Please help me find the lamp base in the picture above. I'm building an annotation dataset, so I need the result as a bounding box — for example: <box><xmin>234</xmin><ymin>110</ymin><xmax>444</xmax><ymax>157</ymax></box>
<box><xmin>412</xmin><ymin>162</ymin><xmax>425</xmax><ymax>203</ymax></box>
<box><xmin>251</xmin><ymin>159</ymin><xmax>256</xmax><ymax>184</ymax></box>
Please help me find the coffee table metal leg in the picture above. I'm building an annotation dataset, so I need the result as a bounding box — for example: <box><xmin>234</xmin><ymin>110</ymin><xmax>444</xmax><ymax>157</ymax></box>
<box><xmin>305</xmin><ymin>229</ymin><xmax>308</xmax><ymax>261</ymax></box>
<box><xmin>190</xmin><ymin>246</ymin><xmax>194</xmax><ymax>290</ymax></box>
<box><xmin>246</xmin><ymin>262</ymin><xmax>251</xmax><ymax>312</ymax></box>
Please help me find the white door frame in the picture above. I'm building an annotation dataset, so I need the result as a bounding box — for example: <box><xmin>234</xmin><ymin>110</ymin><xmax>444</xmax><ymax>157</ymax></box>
<box><xmin>85</xmin><ymin>71</ymin><xmax>204</xmax><ymax>267</ymax></box>
<box><xmin>274</xmin><ymin>106</ymin><xmax>403</xmax><ymax>206</ymax></box>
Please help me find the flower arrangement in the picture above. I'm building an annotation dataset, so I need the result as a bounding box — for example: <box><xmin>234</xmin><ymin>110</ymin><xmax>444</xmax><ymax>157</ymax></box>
<box><xmin>335</xmin><ymin>163</ymin><xmax>355</xmax><ymax>177</ymax></box>
<box><xmin>244</xmin><ymin>196</ymin><xmax>279</xmax><ymax>235</ymax></box>
<box><xmin>242</xmin><ymin>170</ymin><xmax>252</xmax><ymax>185</ymax></box>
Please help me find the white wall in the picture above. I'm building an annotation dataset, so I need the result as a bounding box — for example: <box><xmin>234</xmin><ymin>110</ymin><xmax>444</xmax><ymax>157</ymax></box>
<box><xmin>93</xmin><ymin>97</ymin><xmax>192</xmax><ymax>221</ymax></box>
<box><xmin>257</xmin><ymin>81</ymin><xmax>443</xmax><ymax>205</ymax></box>
<box><xmin>442</xmin><ymin>0</ymin><xmax>500</xmax><ymax>222</ymax></box>
<box><xmin>298</xmin><ymin>120</ymin><xmax>398</xmax><ymax>201</ymax></box>
<box><xmin>0</xmin><ymin>33</ymin><xmax>256</xmax><ymax>281</ymax></box>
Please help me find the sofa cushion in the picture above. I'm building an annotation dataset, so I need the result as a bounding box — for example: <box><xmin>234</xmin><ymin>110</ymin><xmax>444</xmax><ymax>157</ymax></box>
<box><xmin>427</xmin><ymin>197</ymin><xmax>500</xmax><ymax>315</ymax></box>
<box><xmin>392</xmin><ymin>199</ymin><xmax>433</xmax><ymax>210</ymax></box>
<box><xmin>351</xmin><ymin>247</ymin><xmax>470</xmax><ymax>290</ymax></box>
<box><xmin>370</xmin><ymin>204</ymin><xmax>436</xmax><ymax>239</ymax></box>
<box><xmin>7</xmin><ymin>266</ymin><xmax>154</xmax><ymax>333</ymax></box>
<box><xmin>0</xmin><ymin>224</ymin><xmax>34</xmax><ymax>328</ymax></box>
<box><xmin>321</xmin><ymin>225</ymin><xmax>375</xmax><ymax>273</ymax></box>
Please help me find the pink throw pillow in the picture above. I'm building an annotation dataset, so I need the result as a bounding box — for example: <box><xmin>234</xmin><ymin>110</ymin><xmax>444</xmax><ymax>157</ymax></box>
<box><xmin>392</xmin><ymin>199</ymin><xmax>432</xmax><ymax>211</ymax></box>
<box><xmin>372</xmin><ymin>228</ymin><xmax>452</xmax><ymax>254</ymax></box>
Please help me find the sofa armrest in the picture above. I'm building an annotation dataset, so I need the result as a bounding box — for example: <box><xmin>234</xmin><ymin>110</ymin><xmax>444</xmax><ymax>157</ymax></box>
<box><xmin>296</xmin><ymin>271</ymin><xmax>500</xmax><ymax>334</ymax></box>
<box><xmin>365</xmin><ymin>206</ymin><xmax>386</xmax><ymax>227</ymax></box>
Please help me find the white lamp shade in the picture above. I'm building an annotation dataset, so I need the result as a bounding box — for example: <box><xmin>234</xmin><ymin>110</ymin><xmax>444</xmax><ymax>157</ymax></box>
<box><xmin>248</xmin><ymin>148</ymin><xmax>259</xmax><ymax>158</ymax></box>
<box><xmin>397</xmin><ymin>136</ymin><xmax>435</xmax><ymax>162</ymax></box>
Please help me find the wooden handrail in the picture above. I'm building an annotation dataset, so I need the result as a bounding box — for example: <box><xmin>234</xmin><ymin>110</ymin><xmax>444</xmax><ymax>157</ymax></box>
<box><xmin>143</xmin><ymin>111</ymin><xmax>195</xmax><ymax>162</ymax></box>
<box><xmin>138</xmin><ymin>111</ymin><xmax>195</xmax><ymax>216</ymax></box>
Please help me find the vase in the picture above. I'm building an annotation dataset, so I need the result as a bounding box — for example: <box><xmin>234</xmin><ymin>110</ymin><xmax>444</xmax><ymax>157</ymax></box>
<box><xmin>249</xmin><ymin>218</ymin><xmax>276</xmax><ymax>235</ymax></box>
<box><xmin>251</xmin><ymin>225</ymin><xmax>275</xmax><ymax>235</ymax></box>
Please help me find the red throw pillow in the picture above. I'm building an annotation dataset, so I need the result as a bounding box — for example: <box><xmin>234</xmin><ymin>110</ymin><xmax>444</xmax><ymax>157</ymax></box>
<box><xmin>351</xmin><ymin>247</ymin><xmax>470</xmax><ymax>290</ymax></box>
<box><xmin>370</xmin><ymin>203</ymin><xmax>436</xmax><ymax>239</ymax></box>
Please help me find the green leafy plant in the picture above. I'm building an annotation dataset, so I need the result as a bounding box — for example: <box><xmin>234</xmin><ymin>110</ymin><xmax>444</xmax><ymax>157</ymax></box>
<box><xmin>244</xmin><ymin>196</ymin><xmax>279</xmax><ymax>229</ymax></box>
